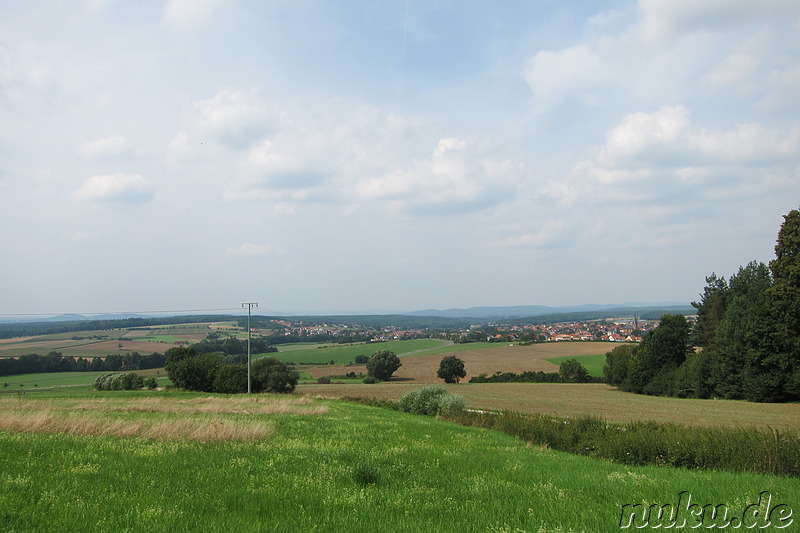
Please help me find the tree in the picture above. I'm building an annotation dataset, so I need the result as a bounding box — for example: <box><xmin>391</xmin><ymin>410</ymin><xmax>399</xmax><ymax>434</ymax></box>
<box><xmin>603</xmin><ymin>344</ymin><xmax>635</xmax><ymax>386</ymax></box>
<box><xmin>765</xmin><ymin>207</ymin><xmax>800</xmax><ymax>401</ymax></box>
<box><xmin>165</xmin><ymin>347</ymin><xmax>224</xmax><ymax>392</ymax></box>
<box><xmin>213</xmin><ymin>364</ymin><xmax>248</xmax><ymax>394</ymax></box>
<box><xmin>624</xmin><ymin>314</ymin><xmax>692</xmax><ymax>395</ymax></box>
<box><xmin>711</xmin><ymin>261</ymin><xmax>774</xmax><ymax>400</ymax></box>
<box><xmin>437</xmin><ymin>355</ymin><xmax>466</xmax><ymax>383</ymax></box>
<box><xmin>354</xmin><ymin>354</ymin><xmax>369</xmax><ymax>364</ymax></box>
<box><xmin>559</xmin><ymin>358</ymin><xmax>591</xmax><ymax>383</ymax></box>
<box><xmin>691</xmin><ymin>273</ymin><xmax>729</xmax><ymax>350</ymax></box>
<box><xmin>251</xmin><ymin>357</ymin><xmax>299</xmax><ymax>393</ymax></box>
<box><xmin>366</xmin><ymin>350</ymin><xmax>402</xmax><ymax>381</ymax></box>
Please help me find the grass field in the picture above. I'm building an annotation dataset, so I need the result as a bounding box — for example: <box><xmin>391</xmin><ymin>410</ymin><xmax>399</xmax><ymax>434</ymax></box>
<box><xmin>0</xmin><ymin>390</ymin><xmax>797</xmax><ymax>532</ymax></box>
<box><xmin>270</xmin><ymin>339</ymin><xmax>450</xmax><ymax>365</ymax></box>
<box><xmin>546</xmin><ymin>353</ymin><xmax>606</xmax><ymax>377</ymax></box>
<box><xmin>0</xmin><ymin>371</ymin><xmax>111</xmax><ymax>390</ymax></box>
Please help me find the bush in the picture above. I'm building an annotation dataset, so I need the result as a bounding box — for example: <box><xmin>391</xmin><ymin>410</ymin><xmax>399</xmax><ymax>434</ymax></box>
<box><xmin>437</xmin><ymin>393</ymin><xmax>468</xmax><ymax>416</ymax></box>
<box><xmin>93</xmin><ymin>372</ymin><xmax>144</xmax><ymax>391</ymax></box>
<box><xmin>362</xmin><ymin>377</ymin><xmax>377</xmax><ymax>384</ymax></box>
<box><xmin>398</xmin><ymin>385</ymin><xmax>468</xmax><ymax>416</ymax></box>
<box><xmin>251</xmin><ymin>357</ymin><xmax>299</xmax><ymax>393</ymax></box>
<box><xmin>316</xmin><ymin>376</ymin><xmax>332</xmax><ymax>384</ymax></box>
<box><xmin>144</xmin><ymin>377</ymin><xmax>158</xmax><ymax>389</ymax></box>
<box><xmin>354</xmin><ymin>355</ymin><xmax>369</xmax><ymax>364</ymax></box>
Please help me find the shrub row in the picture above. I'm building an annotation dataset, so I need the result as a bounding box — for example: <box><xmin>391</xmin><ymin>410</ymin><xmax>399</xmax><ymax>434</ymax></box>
<box><xmin>442</xmin><ymin>410</ymin><xmax>800</xmax><ymax>477</ymax></box>
<box><xmin>398</xmin><ymin>386</ymin><xmax>468</xmax><ymax>416</ymax></box>
<box><xmin>93</xmin><ymin>372</ymin><xmax>156</xmax><ymax>391</ymax></box>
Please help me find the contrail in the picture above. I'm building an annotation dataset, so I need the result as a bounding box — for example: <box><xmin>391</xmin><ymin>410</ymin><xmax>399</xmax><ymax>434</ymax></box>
<box><xmin>401</xmin><ymin>0</ymin><xmax>409</xmax><ymax>72</ymax></box>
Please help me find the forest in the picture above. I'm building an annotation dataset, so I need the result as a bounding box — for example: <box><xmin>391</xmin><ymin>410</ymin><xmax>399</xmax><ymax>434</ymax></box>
<box><xmin>604</xmin><ymin>208</ymin><xmax>800</xmax><ymax>402</ymax></box>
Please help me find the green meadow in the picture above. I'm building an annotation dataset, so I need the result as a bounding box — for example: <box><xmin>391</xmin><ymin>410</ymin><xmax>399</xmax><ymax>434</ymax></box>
<box><xmin>0</xmin><ymin>390</ymin><xmax>797</xmax><ymax>532</ymax></box>
<box><xmin>545</xmin><ymin>353</ymin><xmax>606</xmax><ymax>377</ymax></box>
<box><xmin>0</xmin><ymin>371</ymin><xmax>110</xmax><ymax>390</ymax></box>
<box><xmin>270</xmin><ymin>339</ymin><xmax>449</xmax><ymax>365</ymax></box>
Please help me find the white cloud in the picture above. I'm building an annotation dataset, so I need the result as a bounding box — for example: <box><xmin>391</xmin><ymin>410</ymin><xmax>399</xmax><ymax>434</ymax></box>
<box><xmin>78</xmin><ymin>135</ymin><xmax>131</xmax><ymax>158</ymax></box>
<box><xmin>492</xmin><ymin>220</ymin><xmax>567</xmax><ymax>249</ymax></box>
<box><xmin>638</xmin><ymin>0</ymin><xmax>800</xmax><ymax>43</ymax></box>
<box><xmin>597</xmin><ymin>105</ymin><xmax>800</xmax><ymax>174</ymax></box>
<box><xmin>163</xmin><ymin>0</ymin><xmax>226</xmax><ymax>29</ymax></box>
<box><xmin>525</xmin><ymin>45</ymin><xmax>617</xmax><ymax>111</ymax></box>
<box><xmin>225</xmin><ymin>243</ymin><xmax>273</xmax><ymax>258</ymax></box>
<box><xmin>73</xmin><ymin>173</ymin><xmax>154</xmax><ymax>204</ymax></box>
<box><xmin>168</xmin><ymin>88</ymin><xmax>271</xmax><ymax>162</ymax></box>
<box><xmin>355</xmin><ymin>138</ymin><xmax>522</xmax><ymax>211</ymax></box>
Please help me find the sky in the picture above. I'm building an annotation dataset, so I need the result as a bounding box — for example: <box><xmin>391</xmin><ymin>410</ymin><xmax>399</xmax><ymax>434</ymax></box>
<box><xmin>1</xmin><ymin>0</ymin><xmax>799</xmax><ymax>316</ymax></box>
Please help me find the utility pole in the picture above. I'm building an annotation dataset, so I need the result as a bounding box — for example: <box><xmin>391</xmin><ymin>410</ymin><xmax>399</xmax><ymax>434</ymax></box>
<box><xmin>242</xmin><ymin>302</ymin><xmax>258</xmax><ymax>393</ymax></box>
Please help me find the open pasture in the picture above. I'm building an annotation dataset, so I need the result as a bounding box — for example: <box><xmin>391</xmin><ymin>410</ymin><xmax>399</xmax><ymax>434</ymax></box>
<box><xmin>301</xmin><ymin>382</ymin><xmax>800</xmax><ymax>432</ymax></box>
<box><xmin>0</xmin><ymin>391</ymin><xmax>796</xmax><ymax>532</ymax></box>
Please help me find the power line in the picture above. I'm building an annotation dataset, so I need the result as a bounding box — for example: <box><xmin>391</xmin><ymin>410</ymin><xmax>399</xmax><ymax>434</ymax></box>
<box><xmin>0</xmin><ymin>307</ymin><xmax>244</xmax><ymax>317</ymax></box>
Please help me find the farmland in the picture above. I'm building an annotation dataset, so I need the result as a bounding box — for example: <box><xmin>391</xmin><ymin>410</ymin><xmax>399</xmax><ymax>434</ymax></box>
<box><xmin>304</xmin><ymin>341</ymin><xmax>607</xmax><ymax>382</ymax></box>
<box><xmin>0</xmin><ymin>323</ymin><xmax>216</xmax><ymax>358</ymax></box>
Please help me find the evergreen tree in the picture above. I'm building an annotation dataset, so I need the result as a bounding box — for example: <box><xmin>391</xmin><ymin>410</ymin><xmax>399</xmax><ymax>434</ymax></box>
<box><xmin>765</xmin><ymin>208</ymin><xmax>800</xmax><ymax>401</ymax></box>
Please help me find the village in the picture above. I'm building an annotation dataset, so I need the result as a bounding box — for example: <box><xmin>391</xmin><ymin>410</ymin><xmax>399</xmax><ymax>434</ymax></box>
<box><xmin>264</xmin><ymin>316</ymin><xmax>662</xmax><ymax>345</ymax></box>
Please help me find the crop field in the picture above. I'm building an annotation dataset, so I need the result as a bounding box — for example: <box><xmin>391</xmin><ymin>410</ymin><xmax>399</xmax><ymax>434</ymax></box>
<box><xmin>0</xmin><ymin>323</ymin><xmax>218</xmax><ymax>358</ymax></box>
<box><xmin>306</xmin><ymin>341</ymin><xmax>609</xmax><ymax>382</ymax></box>
<box><xmin>300</xmin><ymin>382</ymin><xmax>800</xmax><ymax>432</ymax></box>
<box><xmin>0</xmin><ymin>390</ymin><xmax>797</xmax><ymax>532</ymax></box>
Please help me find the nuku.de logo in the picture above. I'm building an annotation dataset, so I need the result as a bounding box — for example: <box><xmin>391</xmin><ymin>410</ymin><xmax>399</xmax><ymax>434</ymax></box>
<box><xmin>619</xmin><ymin>491</ymin><xmax>793</xmax><ymax>529</ymax></box>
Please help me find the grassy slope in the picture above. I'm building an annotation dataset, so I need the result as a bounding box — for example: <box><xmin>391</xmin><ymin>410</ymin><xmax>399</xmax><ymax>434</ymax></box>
<box><xmin>0</xmin><ymin>391</ymin><xmax>797</xmax><ymax>532</ymax></box>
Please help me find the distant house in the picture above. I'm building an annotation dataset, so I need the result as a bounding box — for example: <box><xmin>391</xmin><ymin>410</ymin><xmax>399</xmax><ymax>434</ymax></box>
<box><xmin>174</xmin><ymin>340</ymin><xmax>189</xmax><ymax>345</ymax></box>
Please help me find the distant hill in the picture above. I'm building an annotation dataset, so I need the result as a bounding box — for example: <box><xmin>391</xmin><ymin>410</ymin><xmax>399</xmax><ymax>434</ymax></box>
<box><xmin>406</xmin><ymin>302</ymin><xmax>691</xmax><ymax>319</ymax></box>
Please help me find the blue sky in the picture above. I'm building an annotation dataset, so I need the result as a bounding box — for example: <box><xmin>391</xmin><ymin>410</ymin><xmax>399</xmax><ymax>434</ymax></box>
<box><xmin>1</xmin><ymin>0</ymin><xmax>799</xmax><ymax>315</ymax></box>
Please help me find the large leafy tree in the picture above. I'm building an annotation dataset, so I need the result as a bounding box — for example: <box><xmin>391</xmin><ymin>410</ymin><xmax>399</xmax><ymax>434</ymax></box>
<box><xmin>366</xmin><ymin>350</ymin><xmax>402</xmax><ymax>381</ymax></box>
<box><xmin>437</xmin><ymin>355</ymin><xmax>466</xmax><ymax>383</ymax></box>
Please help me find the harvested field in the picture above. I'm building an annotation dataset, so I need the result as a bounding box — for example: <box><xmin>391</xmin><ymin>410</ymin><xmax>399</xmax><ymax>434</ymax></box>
<box><xmin>307</xmin><ymin>341</ymin><xmax>610</xmax><ymax>383</ymax></box>
<box><xmin>299</xmin><ymin>382</ymin><xmax>800</xmax><ymax>431</ymax></box>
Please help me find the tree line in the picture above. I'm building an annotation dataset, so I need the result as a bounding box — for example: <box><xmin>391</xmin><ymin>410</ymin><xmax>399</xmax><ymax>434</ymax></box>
<box><xmin>0</xmin><ymin>351</ymin><xmax>165</xmax><ymax>376</ymax></box>
<box><xmin>0</xmin><ymin>315</ymin><xmax>232</xmax><ymax>340</ymax></box>
<box><xmin>604</xmin><ymin>208</ymin><xmax>800</xmax><ymax>402</ymax></box>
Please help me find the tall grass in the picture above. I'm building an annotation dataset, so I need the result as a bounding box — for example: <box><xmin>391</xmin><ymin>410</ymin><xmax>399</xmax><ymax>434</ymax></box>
<box><xmin>0</xmin><ymin>396</ymin><xmax>325</xmax><ymax>442</ymax></box>
<box><xmin>443</xmin><ymin>410</ymin><xmax>800</xmax><ymax>477</ymax></box>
